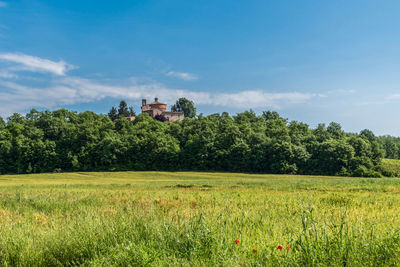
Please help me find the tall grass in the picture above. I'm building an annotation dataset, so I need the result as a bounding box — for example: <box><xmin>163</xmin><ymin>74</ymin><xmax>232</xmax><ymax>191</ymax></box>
<box><xmin>0</xmin><ymin>172</ymin><xmax>400</xmax><ymax>266</ymax></box>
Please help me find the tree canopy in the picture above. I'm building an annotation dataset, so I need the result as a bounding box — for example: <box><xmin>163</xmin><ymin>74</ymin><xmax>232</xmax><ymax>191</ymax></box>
<box><xmin>108</xmin><ymin>100</ymin><xmax>135</xmax><ymax>121</ymax></box>
<box><xmin>0</xmin><ymin>108</ymin><xmax>390</xmax><ymax>177</ymax></box>
<box><xmin>172</xmin><ymin>98</ymin><xmax>196</xmax><ymax>118</ymax></box>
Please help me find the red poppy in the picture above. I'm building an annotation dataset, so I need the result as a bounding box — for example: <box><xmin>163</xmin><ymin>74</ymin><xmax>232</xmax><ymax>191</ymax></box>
<box><xmin>277</xmin><ymin>245</ymin><xmax>283</xmax><ymax>250</ymax></box>
<box><xmin>286</xmin><ymin>246</ymin><xmax>290</xmax><ymax>251</ymax></box>
<box><xmin>252</xmin><ymin>249</ymin><xmax>258</xmax><ymax>253</ymax></box>
<box><xmin>235</xmin><ymin>240</ymin><xmax>240</xmax><ymax>244</ymax></box>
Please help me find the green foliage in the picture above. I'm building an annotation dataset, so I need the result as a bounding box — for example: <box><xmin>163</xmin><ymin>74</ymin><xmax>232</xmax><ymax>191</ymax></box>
<box><xmin>0</xmin><ymin>116</ymin><xmax>5</xmax><ymax>129</ymax></box>
<box><xmin>118</xmin><ymin>100</ymin><xmax>129</xmax><ymax>117</ymax></box>
<box><xmin>378</xmin><ymin>135</ymin><xmax>400</xmax><ymax>159</ymax></box>
<box><xmin>108</xmin><ymin>107</ymin><xmax>118</xmax><ymax>121</ymax></box>
<box><xmin>262</xmin><ymin>110</ymin><xmax>286</xmax><ymax>121</ymax></box>
<box><xmin>0</xmin><ymin>109</ymin><xmax>390</xmax><ymax>177</ymax></box>
<box><xmin>381</xmin><ymin>158</ymin><xmax>400</xmax><ymax>177</ymax></box>
<box><xmin>108</xmin><ymin>100</ymin><xmax>135</xmax><ymax>121</ymax></box>
<box><xmin>172</xmin><ymin>97</ymin><xmax>196</xmax><ymax>118</ymax></box>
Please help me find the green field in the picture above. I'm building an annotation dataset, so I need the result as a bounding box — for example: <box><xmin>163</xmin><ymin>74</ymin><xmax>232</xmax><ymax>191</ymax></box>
<box><xmin>1</xmin><ymin>172</ymin><xmax>400</xmax><ymax>266</ymax></box>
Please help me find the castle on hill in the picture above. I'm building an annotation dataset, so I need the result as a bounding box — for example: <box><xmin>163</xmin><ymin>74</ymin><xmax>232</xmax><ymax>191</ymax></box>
<box><xmin>141</xmin><ymin>98</ymin><xmax>184</xmax><ymax>122</ymax></box>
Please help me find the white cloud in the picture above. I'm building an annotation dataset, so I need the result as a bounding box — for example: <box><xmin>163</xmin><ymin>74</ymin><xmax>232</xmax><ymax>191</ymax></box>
<box><xmin>0</xmin><ymin>76</ymin><xmax>318</xmax><ymax>117</ymax></box>
<box><xmin>358</xmin><ymin>93</ymin><xmax>400</xmax><ymax>106</ymax></box>
<box><xmin>317</xmin><ymin>89</ymin><xmax>356</xmax><ymax>98</ymax></box>
<box><xmin>0</xmin><ymin>53</ymin><xmax>76</xmax><ymax>75</ymax></box>
<box><xmin>0</xmin><ymin>2</ymin><xmax>7</xmax><ymax>7</ymax></box>
<box><xmin>326</xmin><ymin>89</ymin><xmax>356</xmax><ymax>95</ymax></box>
<box><xmin>355</xmin><ymin>93</ymin><xmax>400</xmax><ymax>106</ymax></box>
<box><xmin>211</xmin><ymin>91</ymin><xmax>315</xmax><ymax>109</ymax></box>
<box><xmin>166</xmin><ymin>71</ymin><xmax>198</xmax><ymax>81</ymax></box>
<box><xmin>0</xmin><ymin>52</ymin><xmax>318</xmax><ymax>117</ymax></box>
<box><xmin>387</xmin><ymin>94</ymin><xmax>400</xmax><ymax>100</ymax></box>
<box><xmin>0</xmin><ymin>70</ymin><xmax>17</xmax><ymax>79</ymax></box>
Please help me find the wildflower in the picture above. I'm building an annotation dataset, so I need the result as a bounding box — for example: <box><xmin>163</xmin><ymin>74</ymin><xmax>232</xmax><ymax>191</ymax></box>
<box><xmin>235</xmin><ymin>240</ymin><xmax>240</xmax><ymax>244</ymax></box>
<box><xmin>277</xmin><ymin>245</ymin><xmax>283</xmax><ymax>250</ymax></box>
<box><xmin>252</xmin><ymin>249</ymin><xmax>258</xmax><ymax>253</ymax></box>
<box><xmin>286</xmin><ymin>246</ymin><xmax>290</xmax><ymax>251</ymax></box>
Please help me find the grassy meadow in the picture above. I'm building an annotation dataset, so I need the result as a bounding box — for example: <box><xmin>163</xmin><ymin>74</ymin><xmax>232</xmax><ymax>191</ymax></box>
<box><xmin>1</xmin><ymin>172</ymin><xmax>400</xmax><ymax>266</ymax></box>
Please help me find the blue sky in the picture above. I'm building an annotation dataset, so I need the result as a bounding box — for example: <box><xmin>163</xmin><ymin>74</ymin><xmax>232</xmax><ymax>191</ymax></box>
<box><xmin>1</xmin><ymin>0</ymin><xmax>400</xmax><ymax>135</ymax></box>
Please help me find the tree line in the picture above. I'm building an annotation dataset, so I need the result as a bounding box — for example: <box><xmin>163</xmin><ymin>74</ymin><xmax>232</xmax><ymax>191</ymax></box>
<box><xmin>0</xmin><ymin>101</ymin><xmax>395</xmax><ymax>177</ymax></box>
<box><xmin>376</xmin><ymin>135</ymin><xmax>400</xmax><ymax>160</ymax></box>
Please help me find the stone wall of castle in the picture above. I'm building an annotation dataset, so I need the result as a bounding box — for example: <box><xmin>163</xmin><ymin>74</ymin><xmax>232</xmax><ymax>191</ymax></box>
<box><xmin>141</xmin><ymin>98</ymin><xmax>184</xmax><ymax>122</ymax></box>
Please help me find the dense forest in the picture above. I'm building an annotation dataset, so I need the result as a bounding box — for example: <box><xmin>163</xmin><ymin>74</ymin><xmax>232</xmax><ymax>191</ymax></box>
<box><xmin>0</xmin><ymin>102</ymin><xmax>398</xmax><ymax>177</ymax></box>
<box><xmin>377</xmin><ymin>135</ymin><xmax>400</xmax><ymax>159</ymax></box>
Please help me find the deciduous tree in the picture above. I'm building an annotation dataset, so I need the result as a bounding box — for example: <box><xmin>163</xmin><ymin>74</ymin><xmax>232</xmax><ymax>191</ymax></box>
<box><xmin>172</xmin><ymin>98</ymin><xmax>196</xmax><ymax>118</ymax></box>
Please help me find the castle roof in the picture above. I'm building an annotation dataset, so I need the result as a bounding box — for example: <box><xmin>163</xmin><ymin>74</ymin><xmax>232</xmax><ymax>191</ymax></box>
<box><xmin>149</xmin><ymin>97</ymin><xmax>166</xmax><ymax>105</ymax></box>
